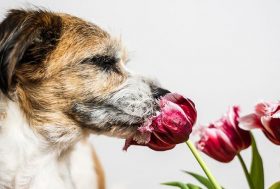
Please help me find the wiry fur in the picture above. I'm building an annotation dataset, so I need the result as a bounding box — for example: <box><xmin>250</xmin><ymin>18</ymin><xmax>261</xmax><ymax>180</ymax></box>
<box><xmin>0</xmin><ymin>9</ymin><xmax>169</xmax><ymax>189</ymax></box>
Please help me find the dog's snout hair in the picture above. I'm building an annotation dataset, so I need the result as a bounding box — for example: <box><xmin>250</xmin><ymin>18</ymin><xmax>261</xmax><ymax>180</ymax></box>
<box><xmin>109</xmin><ymin>76</ymin><xmax>155</xmax><ymax>118</ymax></box>
<box><xmin>69</xmin><ymin>75</ymin><xmax>157</xmax><ymax>138</ymax></box>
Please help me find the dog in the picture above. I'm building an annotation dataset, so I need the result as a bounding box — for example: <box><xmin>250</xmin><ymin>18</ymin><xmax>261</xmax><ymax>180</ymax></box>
<box><xmin>0</xmin><ymin>9</ymin><xmax>170</xmax><ymax>189</ymax></box>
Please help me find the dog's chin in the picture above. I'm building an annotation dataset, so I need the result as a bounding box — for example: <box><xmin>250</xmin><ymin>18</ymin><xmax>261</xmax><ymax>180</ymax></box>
<box><xmin>71</xmin><ymin>109</ymin><xmax>144</xmax><ymax>138</ymax></box>
<box><xmin>80</xmin><ymin>120</ymin><xmax>145</xmax><ymax>142</ymax></box>
<box><xmin>102</xmin><ymin>123</ymin><xmax>141</xmax><ymax>139</ymax></box>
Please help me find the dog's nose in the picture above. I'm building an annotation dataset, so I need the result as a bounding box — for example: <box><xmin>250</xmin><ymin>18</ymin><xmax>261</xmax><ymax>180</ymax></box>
<box><xmin>152</xmin><ymin>87</ymin><xmax>170</xmax><ymax>99</ymax></box>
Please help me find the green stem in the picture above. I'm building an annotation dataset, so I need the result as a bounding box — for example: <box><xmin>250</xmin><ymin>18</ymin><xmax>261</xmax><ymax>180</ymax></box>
<box><xmin>186</xmin><ymin>141</ymin><xmax>222</xmax><ymax>189</ymax></box>
<box><xmin>237</xmin><ymin>153</ymin><xmax>255</xmax><ymax>189</ymax></box>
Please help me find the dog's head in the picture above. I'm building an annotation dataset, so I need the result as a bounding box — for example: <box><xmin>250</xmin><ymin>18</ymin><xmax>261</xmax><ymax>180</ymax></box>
<box><xmin>0</xmin><ymin>9</ymin><xmax>170</xmax><ymax>146</ymax></box>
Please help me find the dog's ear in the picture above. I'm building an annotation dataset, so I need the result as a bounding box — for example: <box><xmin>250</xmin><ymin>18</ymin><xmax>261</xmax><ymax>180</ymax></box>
<box><xmin>0</xmin><ymin>9</ymin><xmax>62</xmax><ymax>98</ymax></box>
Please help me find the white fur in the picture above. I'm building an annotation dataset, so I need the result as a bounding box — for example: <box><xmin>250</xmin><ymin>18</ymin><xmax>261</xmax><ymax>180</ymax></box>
<box><xmin>69</xmin><ymin>141</ymin><xmax>98</xmax><ymax>189</ymax></box>
<box><xmin>0</xmin><ymin>98</ymin><xmax>98</xmax><ymax>189</ymax></box>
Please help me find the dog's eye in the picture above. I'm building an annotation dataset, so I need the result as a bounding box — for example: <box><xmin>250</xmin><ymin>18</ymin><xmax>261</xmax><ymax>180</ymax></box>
<box><xmin>91</xmin><ymin>55</ymin><xmax>118</xmax><ymax>65</ymax></box>
<box><xmin>82</xmin><ymin>55</ymin><xmax>119</xmax><ymax>72</ymax></box>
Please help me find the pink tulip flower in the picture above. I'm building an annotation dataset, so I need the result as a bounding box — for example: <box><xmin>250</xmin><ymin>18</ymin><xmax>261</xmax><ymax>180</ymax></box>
<box><xmin>124</xmin><ymin>93</ymin><xmax>197</xmax><ymax>151</ymax></box>
<box><xmin>196</xmin><ymin>106</ymin><xmax>251</xmax><ymax>162</ymax></box>
<box><xmin>239</xmin><ymin>101</ymin><xmax>280</xmax><ymax>145</ymax></box>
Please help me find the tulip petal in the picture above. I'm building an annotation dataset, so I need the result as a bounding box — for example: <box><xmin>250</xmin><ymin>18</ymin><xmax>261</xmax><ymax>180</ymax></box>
<box><xmin>261</xmin><ymin>116</ymin><xmax>280</xmax><ymax>145</ymax></box>
<box><xmin>255</xmin><ymin>101</ymin><xmax>280</xmax><ymax>116</ymax></box>
<box><xmin>163</xmin><ymin>93</ymin><xmax>197</xmax><ymax>125</ymax></box>
<box><xmin>255</xmin><ymin>102</ymin><xmax>269</xmax><ymax>116</ymax></box>
<box><xmin>196</xmin><ymin>128</ymin><xmax>236</xmax><ymax>162</ymax></box>
<box><xmin>147</xmin><ymin>133</ymin><xmax>176</xmax><ymax>151</ymax></box>
<box><xmin>227</xmin><ymin>106</ymin><xmax>240</xmax><ymax>127</ymax></box>
<box><xmin>239</xmin><ymin>114</ymin><xmax>263</xmax><ymax>130</ymax></box>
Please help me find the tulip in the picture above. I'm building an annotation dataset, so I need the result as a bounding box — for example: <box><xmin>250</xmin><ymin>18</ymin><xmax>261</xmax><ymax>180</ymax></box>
<box><xmin>124</xmin><ymin>93</ymin><xmax>197</xmax><ymax>151</ymax></box>
<box><xmin>239</xmin><ymin>101</ymin><xmax>280</xmax><ymax>145</ymax></box>
<box><xmin>196</xmin><ymin>106</ymin><xmax>251</xmax><ymax>163</ymax></box>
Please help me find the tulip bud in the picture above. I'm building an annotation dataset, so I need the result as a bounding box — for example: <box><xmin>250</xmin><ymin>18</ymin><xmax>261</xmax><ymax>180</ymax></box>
<box><xmin>124</xmin><ymin>93</ymin><xmax>197</xmax><ymax>151</ymax></box>
<box><xmin>196</xmin><ymin>106</ymin><xmax>251</xmax><ymax>163</ymax></box>
<box><xmin>239</xmin><ymin>101</ymin><xmax>280</xmax><ymax>145</ymax></box>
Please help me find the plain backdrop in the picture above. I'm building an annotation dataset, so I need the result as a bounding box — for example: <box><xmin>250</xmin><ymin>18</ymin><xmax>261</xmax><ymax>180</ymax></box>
<box><xmin>1</xmin><ymin>1</ymin><xmax>280</xmax><ymax>189</ymax></box>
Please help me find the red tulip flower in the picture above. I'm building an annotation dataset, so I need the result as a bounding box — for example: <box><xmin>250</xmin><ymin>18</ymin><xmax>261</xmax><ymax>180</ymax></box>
<box><xmin>239</xmin><ymin>101</ymin><xmax>280</xmax><ymax>145</ymax></box>
<box><xmin>124</xmin><ymin>93</ymin><xmax>197</xmax><ymax>151</ymax></box>
<box><xmin>196</xmin><ymin>106</ymin><xmax>251</xmax><ymax>163</ymax></box>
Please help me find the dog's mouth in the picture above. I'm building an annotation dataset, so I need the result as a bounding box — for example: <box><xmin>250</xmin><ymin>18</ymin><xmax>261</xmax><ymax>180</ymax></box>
<box><xmin>69</xmin><ymin>99</ymin><xmax>157</xmax><ymax>138</ymax></box>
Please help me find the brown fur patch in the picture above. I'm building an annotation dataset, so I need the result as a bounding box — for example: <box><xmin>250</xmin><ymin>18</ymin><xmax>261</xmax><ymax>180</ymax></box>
<box><xmin>92</xmin><ymin>147</ymin><xmax>106</xmax><ymax>189</ymax></box>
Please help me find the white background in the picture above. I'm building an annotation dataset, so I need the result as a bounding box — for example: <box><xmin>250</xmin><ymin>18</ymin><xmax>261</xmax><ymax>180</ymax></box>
<box><xmin>1</xmin><ymin>1</ymin><xmax>280</xmax><ymax>189</ymax></box>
